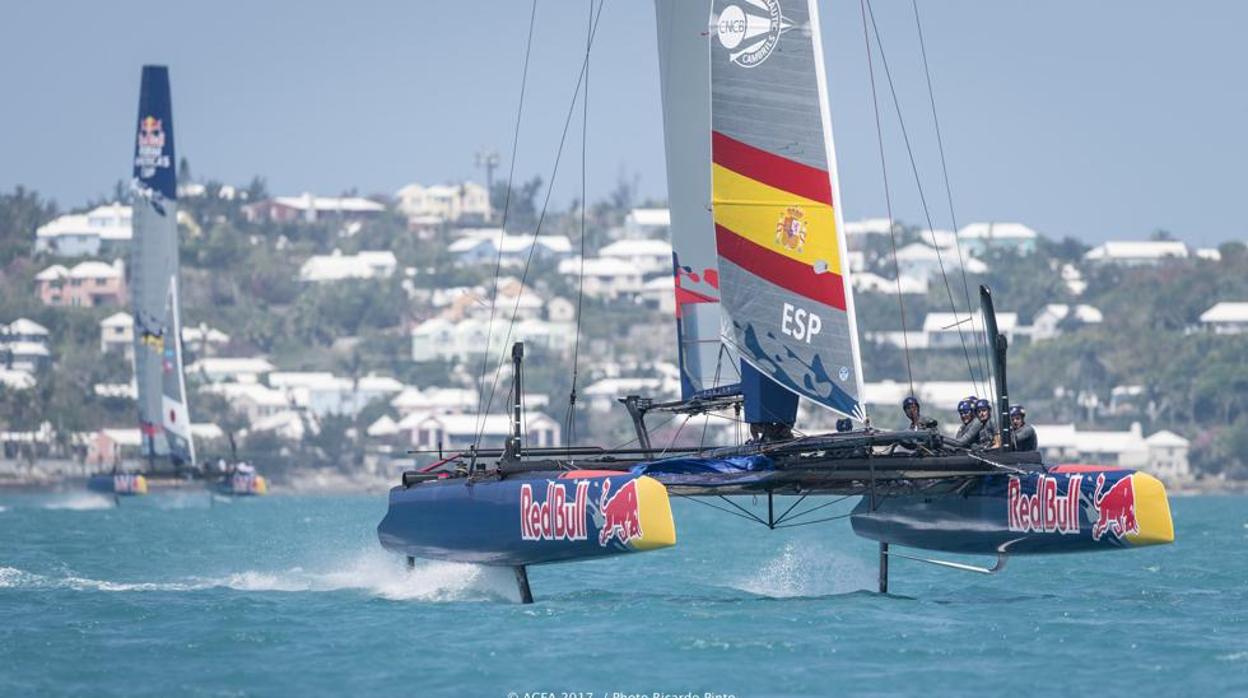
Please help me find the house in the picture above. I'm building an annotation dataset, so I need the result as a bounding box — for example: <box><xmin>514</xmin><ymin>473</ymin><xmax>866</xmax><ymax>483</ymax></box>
<box><xmin>1032</xmin><ymin>422</ymin><xmax>1191</xmax><ymax>483</ymax></box>
<box><xmin>0</xmin><ymin>367</ymin><xmax>37</xmax><ymax>390</ymax></box>
<box><xmin>918</xmin><ymin>229</ymin><xmax>959</xmax><ymax>250</ymax></box>
<box><xmin>598</xmin><ymin>239</ymin><xmax>673</xmax><ymax>274</ymax></box>
<box><xmin>410</xmin><ymin>318</ymin><xmax>577</xmax><ymax>362</ymax></box>
<box><xmin>242</xmin><ymin>194</ymin><xmax>386</xmax><ymax>223</ymax></box>
<box><xmin>852</xmin><ymin>272</ymin><xmax>928</xmax><ymax>295</ymax></box>
<box><xmin>547</xmin><ymin>296</ymin><xmax>576</xmax><ymax>323</ymax></box>
<box><xmin>922</xmin><ymin>311</ymin><xmax>1017</xmax><ymax>349</ymax></box>
<box><xmin>843</xmin><ymin>218</ymin><xmax>894</xmax><ymax>237</ymax></box>
<box><xmin>448</xmin><ymin>229</ymin><xmax>572</xmax><ymax>266</ymax></box>
<box><xmin>181</xmin><ymin>324</ymin><xmax>231</xmax><ymax>357</ymax></box>
<box><xmin>202</xmin><ymin>382</ymin><xmax>290</xmax><ymax>422</ymax></box>
<box><xmin>1060</xmin><ymin>263</ymin><xmax>1087</xmax><ymax>296</ymax></box>
<box><xmin>957</xmin><ymin>222</ymin><xmax>1039</xmax><ymax>256</ymax></box>
<box><xmin>1084</xmin><ymin>240</ymin><xmax>1188</xmax><ymax>266</ymax></box>
<box><xmin>557</xmin><ymin>257</ymin><xmax>645</xmax><ymax>298</ymax></box>
<box><xmin>390</xmin><ymin>387</ymin><xmax>478</xmax><ymax>415</ymax></box>
<box><xmin>620</xmin><ymin>208</ymin><xmax>670</xmax><ymax>239</ymax></box>
<box><xmin>185</xmin><ymin>357</ymin><xmax>276</xmax><ymax>384</ymax></box>
<box><xmin>1195</xmin><ymin>248</ymin><xmax>1222</xmax><ymax>262</ymax></box>
<box><xmin>99</xmin><ymin>312</ymin><xmax>134</xmax><ymax>355</ymax></box>
<box><xmin>35</xmin><ymin>259</ymin><xmax>127</xmax><ymax>307</ymax></box>
<box><xmin>581</xmin><ymin>377</ymin><xmax>677</xmax><ymax>412</ymax></box>
<box><xmin>268</xmin><ymin>371</ymin><xmax>405</xmax><ymax>417</ymax></box>
<box><xmin>894</xmin><ymin>242</ymin><xmax>987</xmax><ymax>281</ymax></box>
<box><xmin>299</xmin><ymin>250</ymin><xmax>398</xmax><ymax>282</ymax></box>
<box><xmin>34</xmin><ymin>203</ymin><xmax>133</xmax><ymax>257</ymax></box>
<box><xmin>1029</xmin><ymin>304</ymin><xmax>1104</xmax><ymax>342</ymax></box>
<box><xmin>395</xmin><ymin>181</ymin><xmax>490</xmax><ymax>224</ymax></box>
<box><xmin>639</xmin><ymin>275</ymin><xmax>676</xmax><ymax>314</ymax></box>
<box><xmin>1199</xmin><ymin>302</ymin><xmax>1248</xmax><ymax>335</ymax></box>
<box><xmin>408</xmin><ymin>412</ymin><xmax>560</xmax><ymax>450</ymax></box>
<box><xmin>1</xmin><ymin>318</ymin><xmax>52</xmax><ymax>371</ymax></box>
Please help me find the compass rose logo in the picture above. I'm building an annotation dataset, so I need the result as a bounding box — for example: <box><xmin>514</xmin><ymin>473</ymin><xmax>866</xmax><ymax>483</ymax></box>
<box><xmin>716</xmin><ymin>0</ymin><xmax>793</xmax><ymax>68</ymax></box>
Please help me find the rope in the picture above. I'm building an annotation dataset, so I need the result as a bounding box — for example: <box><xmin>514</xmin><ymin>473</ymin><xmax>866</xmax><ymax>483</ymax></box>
<box><xmin>476</xmin><ymin>0</ymin><xmax>609</xmax><ymax>448</ymax></box>
<box><xmin>566</xmin><ymin>0</ymin><xmax>595</xmax><ymax>441</ymax></box>
<box><xmin>911</xmin><ymin>0</ymin><xmax>989</xmax><ymax>388</ymax></box>
<box><xmin>472</xmin><ymin>0</ymin><xmax>538</xmax><ymax>440</ymax></box>
<box><xmin>865</xmin><ymin>0</ymin><xmax>983</xmax><ymax>398</ymax></box>
<box><xmin>859</xmin><ymin>0</ymin><xmax>914</xmax><ymax>397</ymax></box>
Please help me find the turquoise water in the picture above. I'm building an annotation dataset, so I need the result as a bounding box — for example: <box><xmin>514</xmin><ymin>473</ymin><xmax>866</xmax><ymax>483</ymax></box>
<box><xmin>0</xmin><ymin>491</ymin><xmax>1243</xmax><ymax>697</ymax></box>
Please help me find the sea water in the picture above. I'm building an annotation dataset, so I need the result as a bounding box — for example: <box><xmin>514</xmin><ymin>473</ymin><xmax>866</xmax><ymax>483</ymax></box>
<box><xmin>0</xmin><ymin>492</ymin><xmax>1243</xmax><ymax>697</ymax></box>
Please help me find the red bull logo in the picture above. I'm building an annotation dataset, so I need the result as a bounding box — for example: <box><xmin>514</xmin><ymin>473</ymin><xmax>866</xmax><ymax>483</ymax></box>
<box><xmin>1092</xmin><ymin>473</ymin><xmax>1139</xmax><ymax>541</ymax></box>
<box><xmin>598</xmin><ymin>479</ymin><xmax>643</xmax><ymax>547</ymax></box>
<box><xmin>520</xmin><ymin>481</ymin><xmax>589</xmax><ymax>542</ymax></box>
<box><xmin>135</xmin><ymin>114</ymin><xmax>171</xmax><ymax>177</ymax></box>
<box><xmin>1008</xmin><ymin>474</ymin><xmax>1083</xmax><ymax>535</ymax></box>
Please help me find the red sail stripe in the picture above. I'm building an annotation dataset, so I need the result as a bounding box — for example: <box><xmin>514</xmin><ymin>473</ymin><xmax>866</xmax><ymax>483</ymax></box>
<box><xmin>715</xmin><ymin>224</ymin><xmax>846</xmax><ymax>311</ymax></box>
<box><xmin>712</xmin><ymin>131</ymin><xmax>834</xmax><ymax>206</ymax></box>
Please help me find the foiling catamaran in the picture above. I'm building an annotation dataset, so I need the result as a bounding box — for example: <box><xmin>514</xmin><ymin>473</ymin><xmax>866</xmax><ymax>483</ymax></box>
<box><xmin>378</xmin><ymin>0</ymin><xmax>1173</xmax><ymax>602</ymax></box>
<box><xmin>87</xmin><ymin>66</ymin><xmax>266</xmax><ymax>498</ymax></box>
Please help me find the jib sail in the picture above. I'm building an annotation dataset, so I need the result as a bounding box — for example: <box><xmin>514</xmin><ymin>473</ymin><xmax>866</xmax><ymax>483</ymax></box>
<box><xmin>708</xmin><ymin>0</ymin><xmax>866</xmax><ymax>421</ymax></box>
<box><xmin>655</xmin><ymin>0</ymin><xmax>740</xmax><ymax>400</ymax></box>
<box><xmin>131</xmin><ymin>65</ymin><xmax>194</xmax><ymax>466</ymax></box>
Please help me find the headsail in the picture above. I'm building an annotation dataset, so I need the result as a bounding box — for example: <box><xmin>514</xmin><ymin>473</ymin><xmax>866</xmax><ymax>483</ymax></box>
<box><xmin>709</xmin><ymin>0</ymin><xmax>866</xmax><ymax>421</ymax></box>
<box><xmin>654</xmin><ymin>0</ymin><xmax>740</xmax><ymax>400</ymax></box>
<box><xmin>131</xmin><ymin>65</ymin><xmax>193</xmax><ymax>465</ymax></box>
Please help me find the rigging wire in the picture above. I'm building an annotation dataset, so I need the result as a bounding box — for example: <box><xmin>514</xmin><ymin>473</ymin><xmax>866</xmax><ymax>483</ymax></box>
<box><xmin>566</xmin><ymin>0</ymin><xmax>595</xmax><ymax>442</ymax></box>
<box><xmin>911</xmin><ymin>0</ymin><xmax>989</xmax><ymax>388</ymax></box>
<box><xmin>864</xmin><ymin>0</ymin><xmax>984</xmax><ymax>398</ymax></box>
<box><xmin>475</xmin><ymin>0</ymin><xmax>609</xmax><ymax>449</ymax></box>
<box><xmin>859</xmin><ymin>0</ymin><xmax>914</xmax><ymax>397</ymax></box>
<box><xmin>472</xmin><ymin>0</ymin><xmax>539</xmax><ymax>439</ymax></box>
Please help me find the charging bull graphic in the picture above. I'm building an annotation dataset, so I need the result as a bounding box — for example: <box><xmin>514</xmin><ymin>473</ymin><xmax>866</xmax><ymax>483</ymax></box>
<box><xmin>1091</xmin><ymin>473</ymin><xmax>1139</xmax><ymax>541</ymax></box>
<box><xmin>598</xmin><ymin>479</ymin><xmax>643</xmax><ymax>547</ymax></box>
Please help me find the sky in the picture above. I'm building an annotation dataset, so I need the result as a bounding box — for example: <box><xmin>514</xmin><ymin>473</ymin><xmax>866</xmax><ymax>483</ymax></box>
<box><xmin>2</xmin><ymin>1</ymin><xmax>1246</xmax><ymax>246</ymax></box>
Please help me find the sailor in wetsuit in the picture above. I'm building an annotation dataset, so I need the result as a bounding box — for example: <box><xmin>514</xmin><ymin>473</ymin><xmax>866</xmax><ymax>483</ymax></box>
<box><xmin>1010</xmin><ymin>405</ymin><xmax>1038</xmax><ymax>451</ymax></box>
<box><xmin>902</xmin><ymin>396</ymin><xmax>937</xmax><ymax>431</ymax></box>
<box><xmin>974</xmin><ymin>398</ymin><xmax>998</xmax><ymax>449</ymax></box>
<box><xmin>951</xmin><ymin>398</ymin><xmax>981</xmax><ymax>447</ymax></box>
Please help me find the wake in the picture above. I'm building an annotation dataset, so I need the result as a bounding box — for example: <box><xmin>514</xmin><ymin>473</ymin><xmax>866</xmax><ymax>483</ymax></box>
<box><xmin>730</xmin><ymin>542</ymin><xmax>875</xmax><ymax>598</ymax></box>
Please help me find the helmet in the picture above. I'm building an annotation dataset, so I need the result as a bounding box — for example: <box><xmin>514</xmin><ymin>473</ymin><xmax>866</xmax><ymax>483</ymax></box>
<box><xmin>1009</xmin><ymin>405</ymin><xmax>1026</xmax><ymax>418</ymax></box>
<box><xmin>902</xmin><ymin>396</ymin><xmax>920</xmax><ymax>411</ymax></box>
<box><xmin>975</xmin><ymin>398</ymin><xmax>991</xmax><ymax>411</ymax></box>
<box><xmin>957</xmin><ymin>399</ymin><xmax>974</xmax><ymax>415</ymax></box>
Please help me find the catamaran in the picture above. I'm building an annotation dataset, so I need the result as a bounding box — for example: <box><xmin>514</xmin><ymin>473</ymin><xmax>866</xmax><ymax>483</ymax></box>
<box><xmin>378</xmin><ymin>0</ymin><xmax>1173</xmax><ymax>601</ymax></box>
<box><xmin>87</xmin><ymin>66</ymin><xmax>266</xmax><ymax>498</ymax></box>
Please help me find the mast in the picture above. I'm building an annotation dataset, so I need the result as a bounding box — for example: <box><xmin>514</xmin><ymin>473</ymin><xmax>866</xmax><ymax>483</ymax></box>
<box><xmin>131</xmin><ymin>65</ymin><xmax>180</xmax><ymax>468</ymax></box>
<box><xmin>708</xmin><ymin>0</ymin><xmax>867</xmax><ymax>424</ymax></box>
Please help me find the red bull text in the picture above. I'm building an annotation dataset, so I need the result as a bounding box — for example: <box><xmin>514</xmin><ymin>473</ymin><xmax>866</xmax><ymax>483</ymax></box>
<box><xmin>1008</xmin><ymin>474</ymin><xmax>1083</xmax><ymax>535</ymax></box>
<box><xmin>598</xmin><ymin>479</ymin><xmax>643</xmax><ymax>547</ymax></box>
<box><xmin>1092</xmin><ymin>473</ymin><xmax>1139</xmax><ymax>541</ymax></box>
<box><xmin>520</xmin><ymin>481</ymin><xmax>589</xmax><ymax>542</ymax></box>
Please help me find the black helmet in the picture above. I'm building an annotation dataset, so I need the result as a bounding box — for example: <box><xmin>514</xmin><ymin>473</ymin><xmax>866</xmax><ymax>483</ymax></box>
<box><xmin>903</xmin><ymin>396</ymin><xmax>920</xmax><ymax>411</ymax></box>
<box><xmin>975</xmin><ymin>398</ymin><xmax>991</xmax><ymax>411</ymax></box>
<box><xmin>957</xmin><ymin>399</ymin><xmax>974</xmax><ymax>415</ymax></box>
<box><xmin>1009</xmin><ymin>404</ymin><xmax>1026</xmax><ymax>418</ymax></box>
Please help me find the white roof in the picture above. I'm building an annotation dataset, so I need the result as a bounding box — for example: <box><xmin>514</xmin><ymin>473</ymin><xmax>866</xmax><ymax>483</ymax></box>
<box><xmin>1085</xmin><ymin>241</ymin><xmax>1188</xmax><ymax>261</ymax></box>
<box><xmin>449</xmin><ymin>233</ymin><xmax>571</xmax><ymax>255</ymax></box>
<box><xmin>69</xmin><ymin>261</ymin><xmax>122</xmax><ymax>279</ymax></box>
<box><xmin>34</xmin><ymin>264</ymin><xmax>69</xmax><ymax>281</ymax></box>
<box><xmin>6</xmin><ymin>318</ymin><xmax>49</xmax><ymax>336</ymax></box>
<box><xmin>272</xmin><ymin>195</ymin><xmax>385</xmax><ymax>213</ymax></box>
<box><xmin>186</xmin><ymin>357</ymin><xmax>276</xmax><ymax>376</ymax></box>
<box><xmin>843</xmin><ymin>218</ymin><xmax>893</xmax><ymax>236</ymax></box>
<box><xmin>1036</xmin><ymin>303</ymin><xmax>1103</xmax><ymax>324</ymax></box>
<box><xmin>861</xmin><ymin>380</ymin><xmax>979</xmax><ymax>410</ymax></box>
<box><xmin>1200</xmin><ymin>302</ymin><xmax>1248</xmax><ymax>324</ymax></box>
<box><xmin>268</xmin><ymin>371</ymin><xmax>338</xmax><ymax>389</ymax></box>
<box><xmin>366</xmin><ymin>414</ymin><xmax>400</xmax><ymax>437</ymax></box>
<box><xmin>0</xmin><ymin>368</ymin><xmax>36</xmax><ymax>390</ymax></box>
<box><xmin>919</xmin><ymin>229</ymin><xmax>958</xmax><ymax>248</ymax></box>
<box><xmin>0</xmin><ymin>341</ymin><xmax>49</xmax><ymax>357</ymax></box>
<box><xmin>958</xmin><ymin>222</ymin><xmax>1038</xmax><ymax>240</ymax></box>
<box><xmin>416</xmin><ymin>411</ymin><xmax>555</xmax><ymax>437</ymax></box>
<box><xmin>1145</xmin><ymin>430</ymin><xmax>1189</xmax><ymax>448</ymax></box>
<box><xmin>626</xmin><ymin>208</ymin><xmax>670</xmax><ymax>227</ymax></box>
<box><xmin>36</xmin><ymin>213</ymin><xmax>91</xmax><ymax>239</ymax></box>
<box><xmin>599</xmin><ymin>239</ymin><xmax>673</xmax><ymax>258</ymax></box>
<box><xmin>356</xmin><ymin>375</ymin><xmax>406</xmax><ymax>393</ymax></box>
<box><xmin>853</xmin><ymin>272</ymin><xmax>928</xmax><ymax>295</ymax></box>
<box><xmin>1195</xmin><ymin>248</ymin><xmax>1222</xmax><ymax>261</ymax></box>
<box><xmin>299</xmin><ymin>250</ymin><xmax>397</xmax><ymax>281</ymax></box>
<box><xmin>204</xmin><ymin>382</ymin><xmax>289</xmax><ymax>407</ymax></box>
<box><xmin>93</xmin><ymin>382</ymin><xmax>137</xmax><ymax>399</ymax></box>
<box><xmin>923</xmin><ymin>311</ymin><xmax>1017</xmax><ymax>333</ymax></box>
<box><xmin>390</xmin><ymin>386</ymin><xmax>477</xmax><ymax>412</ymax></box>
<box><xmin>558</xmin><ymin>257</ymin><xmax>640</xmax><ymax>278</ymax></box>
<box><xmin>181</xmin><ymin>326</ymin><xmax>230</xmax><ymax>344</ymax></box>
<box><xmin>583</xmin><ymin>377</ymin><xmax>663</xmax><ymax>396</ymax></box>
<box><xmin>100</xmin><ymin>312</ymin><xmax>132</xmax><ymax>329</ymax></box>
<box><xmin>894</xmin><ymin>243</ymin><xmax>988</xmax><ymax>272</ymax></box>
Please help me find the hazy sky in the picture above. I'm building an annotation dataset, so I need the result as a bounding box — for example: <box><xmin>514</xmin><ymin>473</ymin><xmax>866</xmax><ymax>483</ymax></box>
<box><xmin>2</xmin><ymin>1</ymin><xmax>1246</xmax><ymax>246</ymax></box>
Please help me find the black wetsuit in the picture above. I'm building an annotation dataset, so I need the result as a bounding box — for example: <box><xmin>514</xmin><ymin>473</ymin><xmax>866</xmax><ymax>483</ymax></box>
<box><xmin>952</xmin><ymin>419</ymin><xmax>982</xmax><ymax>448</ymax></box>
<box><xmin>1013</xmin><ymin>423</ymin><xmax>1038</xmax><ymax>451</ymax></box>
<box><xmin>976</xmin><ymin>419</ymin><xmax>998</xmax><ymax>449</ymax></box>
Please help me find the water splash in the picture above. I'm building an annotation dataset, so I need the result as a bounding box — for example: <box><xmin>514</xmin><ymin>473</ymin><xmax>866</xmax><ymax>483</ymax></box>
<box><xmin>732</xmin><ymin>542</ymin><xmax>874</xmax><ymax>598</ymax></box>
<box><xmin>41</xmin><ymin>493</ymin><xmax>115</xmax><ymax>511</ymax></box>
<box><xmin>0</xmin><ymin>552</ymin><xmax>519</xmax><ymax>603</ymax></box>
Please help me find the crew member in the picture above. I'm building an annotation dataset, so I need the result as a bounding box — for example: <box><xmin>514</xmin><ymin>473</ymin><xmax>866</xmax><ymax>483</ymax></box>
<box><xmin>975</xmin><ymin>398</ymin><xmax>998</xmax><ymax>448</ymax></box>
<box><xmin>951</xmin><ymin>398</ymin><xmax>981</xmax><ymax>447</ymax></box>
<box><xmin>1010</xmin><ymin>405</ymin><xmax>1038</xmax><ymax>451</ymax></box>
<box><xmin>902</xmin><ymin>396</ymin><xmax>936</xmax><ymax>431</ymax></box>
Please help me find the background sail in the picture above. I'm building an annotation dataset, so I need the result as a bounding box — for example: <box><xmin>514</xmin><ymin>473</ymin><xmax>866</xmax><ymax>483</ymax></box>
<box><xmin>130</xmin><ymin>65</ymin><xmax>189</xmax><ymax>463</ymax></box>
<box><xmin>161</xmin><ymin>277</ymin><xmax>195</xmax><ymax>465</ymax></box>
<box><xmin>709</xmin><ymin>0</ymin><xmax>865</xmax><ymax>420</ymax></box>
<box><xmin>655</xmin><ymin>0</ymin><xmax>740</xmax><ymax>400</ymax></box>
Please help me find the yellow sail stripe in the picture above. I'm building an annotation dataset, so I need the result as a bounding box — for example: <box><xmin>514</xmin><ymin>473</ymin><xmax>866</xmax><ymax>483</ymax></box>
<box><xmin>712</xmin><ymin>164</ymin><xmax>842</xmax><ymax>275</ymax></box>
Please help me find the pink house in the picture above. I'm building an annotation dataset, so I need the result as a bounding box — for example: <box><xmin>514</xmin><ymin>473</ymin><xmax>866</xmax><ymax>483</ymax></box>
<box><xmin>35</xmin><ymin>260</ymin><xmax>127</xmax><ymax>308</ymax></box>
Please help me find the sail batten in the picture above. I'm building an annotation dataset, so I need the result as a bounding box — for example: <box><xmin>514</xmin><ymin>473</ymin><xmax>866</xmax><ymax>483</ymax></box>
<box><xmin>709</xmin><ymin>0</ymin><xmax>865</xmax><ymax>421</ymax></box>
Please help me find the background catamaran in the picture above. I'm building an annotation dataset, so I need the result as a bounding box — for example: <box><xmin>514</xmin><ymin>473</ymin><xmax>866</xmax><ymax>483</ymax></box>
<box><xmin>87</xmin><ymin>66</ymin><xmax>266</xmax><ymax>498</ymax></box>
<box><xmin>377</xmin><ymin>0</ymin><xmax>1173</xmax><ymax>602</ymax></box>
